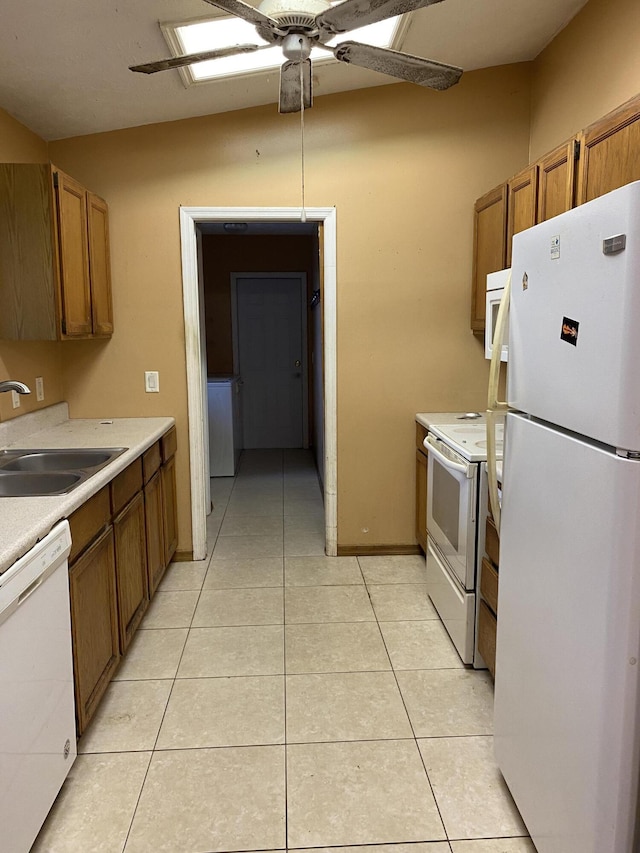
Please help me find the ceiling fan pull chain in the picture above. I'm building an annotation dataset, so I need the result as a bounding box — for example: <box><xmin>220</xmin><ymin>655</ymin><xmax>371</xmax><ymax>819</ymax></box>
<box><xmin>299</xmin><ymin>46</ymin><xmax>306</xmax><ymax>223</ymax></box>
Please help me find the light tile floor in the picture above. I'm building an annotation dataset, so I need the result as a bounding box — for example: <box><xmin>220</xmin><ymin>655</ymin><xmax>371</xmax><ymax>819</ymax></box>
<box><xmin>32</xmin><ymin>449</ymin><xmax>536</xmax><ymax>853</ymax></box>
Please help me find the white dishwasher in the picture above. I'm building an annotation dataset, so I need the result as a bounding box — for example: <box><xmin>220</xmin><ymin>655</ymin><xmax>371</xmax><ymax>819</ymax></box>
<box><xmin>0</xmin><ymin>520</ymin><xmax>77</xmax><ymax>852</ymax></box>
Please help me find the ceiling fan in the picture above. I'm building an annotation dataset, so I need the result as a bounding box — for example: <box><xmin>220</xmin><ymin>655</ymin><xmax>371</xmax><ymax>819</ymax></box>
<box><xmin>130</xmin><ymin>0</ymin><xmax>463</xmax><ymax>113</ymax></box>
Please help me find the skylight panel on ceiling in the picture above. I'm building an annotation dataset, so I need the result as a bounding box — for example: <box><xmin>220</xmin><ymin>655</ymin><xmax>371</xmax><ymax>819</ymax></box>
<box><xmin>165</xmin><ymin>13</ymin><xmax>403</xmax><ymax>82</ymax></box>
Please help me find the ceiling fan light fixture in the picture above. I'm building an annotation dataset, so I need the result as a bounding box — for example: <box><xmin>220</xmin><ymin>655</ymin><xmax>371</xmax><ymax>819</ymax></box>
<box><xmin>258</xmin><ymin>0</ymin><xmax>331</xmax><ymax>27</ymax></box>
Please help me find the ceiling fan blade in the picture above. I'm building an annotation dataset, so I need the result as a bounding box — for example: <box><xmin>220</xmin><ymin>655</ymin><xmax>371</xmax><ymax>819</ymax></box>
<box><xmin>332</xmin><ymin>41</ymin><xmax>462</xmax><ymax>89</ymax></box>
<box><xmin>316</xmin><ymin>0</ymin><xmax>444</xmax><ymax>35</ymax></box>
<box><xmin>279</xmin><ymin>60</ymin><xmax>313</xmax><ymax>114</ymax></box>
<box><xmin>201</xmin><ymin>0</ymin><xmax>281</xmax><ymax>32</ymax></box>
<box><xmin>130</xmin><ymin>44</ymin><xmax>264</xmax><ymax>74</ymax></box>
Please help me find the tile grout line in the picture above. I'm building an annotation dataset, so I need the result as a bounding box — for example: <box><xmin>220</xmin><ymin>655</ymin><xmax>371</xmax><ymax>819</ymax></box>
<box><xmin>358</xmin><ymin>555</ymin><xmax>451</xmax><ymax>846</ymax></box>
<box><xmin>120</xmin><ymin>451</ymin><xmax>241</xmax><ymax>850</ymax></box>
<box><xmin>281</xmin><ymin>451</ymin><xmax>291</xmax><ymax>851</ymax></box>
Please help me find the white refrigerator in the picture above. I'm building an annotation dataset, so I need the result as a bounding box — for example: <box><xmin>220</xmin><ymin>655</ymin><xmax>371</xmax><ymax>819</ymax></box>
<box><xmin>492</xmin><ymin>180</ymin><xmax>640</xmax><ymax>853</ymax></box>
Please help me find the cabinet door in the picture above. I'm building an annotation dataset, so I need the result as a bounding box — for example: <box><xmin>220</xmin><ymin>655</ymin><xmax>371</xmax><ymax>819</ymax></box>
<box><xmin>145</xmin><ymin>470</ymin><xmax>166</xmax><ymax>596</ymax></box>
<box><xmin>54</xmin><ymin>170</ymin><xmax>92</xmax><ymax>337</ymax></box>
<box><xmin>577</xmin><ymin>95</ymin><xmax>640</xmax><ymax>204</ymax></box>
<box><xmin>162</xmin><ymin>455</ymin><xmax>178</xmax><ymax>566</ymax></box>
<box><xmin>477</xmin><ymin>599</ymin><xmax>497</xmax><ymax>679</ymax></box>
<box><xmin>415</xmin><ymin>448</ymin><xmax>428</xmax><ymax>554</ymax></box>
<box><xmin>471</xmin><ymin>185</ymin><xmax>507</xmax><ymax>334</ymax></box>
<box><xmin>0</xmin><ymin>164</ymin><xmax>59</xmax><ymax>341</ymax></box>
<box><xmin>113</xmin><ymin>491</ymin><xmax>149</xmax><ymax>652</ymax></box>
<box><xmin>537</xmin><ymin>139</ymin><xmax>578</xmax><ymax>222</ymax></box>
<box><xmin>69</xmin><ymin>526</ymin><xmax>119</xmax><ymax>736</ymax></box>
<box><xmin>87</xmin><ymin>193</ymin><xmax>114</xmax><ymax>336</ymax></box>
<box><xmin>506</xmin><ymin>165</ymin><xmax>538</xmax><ymax>266</ymax></box>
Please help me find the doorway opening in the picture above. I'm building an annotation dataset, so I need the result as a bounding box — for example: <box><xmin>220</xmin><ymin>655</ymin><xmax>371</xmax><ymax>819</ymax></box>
<box><xmin>179</xmin><ymin>206</ymin><xmax>337</xmax><ymax>561</ymax></box>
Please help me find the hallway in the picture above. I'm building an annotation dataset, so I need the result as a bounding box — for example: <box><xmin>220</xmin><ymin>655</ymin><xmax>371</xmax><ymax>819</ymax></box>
<box><xmin>33</xmin><ymin>449</ymin><xmax>534</xmax><ymax>852</ymax></box>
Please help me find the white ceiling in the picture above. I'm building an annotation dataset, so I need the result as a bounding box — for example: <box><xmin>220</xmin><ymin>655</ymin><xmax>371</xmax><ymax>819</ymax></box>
<box><xmin>1</xmin><ymin>0</ymin><xmax>588</xmax><ymax>141</ymax></box>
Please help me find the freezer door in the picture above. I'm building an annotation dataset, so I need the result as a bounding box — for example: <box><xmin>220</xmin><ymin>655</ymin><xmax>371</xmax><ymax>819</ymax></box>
<box><xmin>509</xmin><ymin>180</ymin><xmax>640</xmax><ymax>451</ymax></box>
<box><xmin>494</xmin><ymin>413</ymin><xmax>640</xmax><ymax>853</ymax></box>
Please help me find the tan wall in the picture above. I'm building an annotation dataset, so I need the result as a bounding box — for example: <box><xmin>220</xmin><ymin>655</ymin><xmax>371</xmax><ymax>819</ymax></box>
<box><xmin>530</xmin><ymin>0</ymin><xmax>640</xmax><ymax>161</ymax></box>
<box><xmin>0</xmin><ymin>108</ymin><xmax>64</xmax><ymax>422</ymax></box>
<box><xmin>49</xmin><ymin>63</ymin><xmax>532</xmax><ymax>551</ymax></box>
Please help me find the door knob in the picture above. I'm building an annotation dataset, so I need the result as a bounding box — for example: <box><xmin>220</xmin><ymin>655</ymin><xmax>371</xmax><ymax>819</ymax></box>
<box><xmin>294</xmin><ymin>359</ymin><xmax>301</xmax><ymax>367</ymax></box>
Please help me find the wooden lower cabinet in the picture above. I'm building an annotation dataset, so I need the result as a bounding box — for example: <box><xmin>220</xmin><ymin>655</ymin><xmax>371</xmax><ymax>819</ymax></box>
<box><xmin>69</xmin><ymin>526</ymin><xmax>119</xmax><ymax>736</ymax></box>
<box><xmin>113</xmin><ymin>491</ymin><xmax>149</xmax><ymax>653</ymax></box>
<box><xmin>145</xmin><ymin>469</ymin><xmax>166</xmax><ymax>596</ymax></box>
<box><xmin>162</xmin><ymin>454</ymin><xmax>178</xmax><ymax>566</ymax></box>
<box><xmin>477</xmin><ymin>599</ymin><xmax>497</xmax><ymax>678</ymax></box>
<box><xmin>479</xmin><ymin>510</ymin><xmax>500</xmax><ymax>679</ymax></box>
<box><xmin>67</xmin><ymin>426</ymin><xmax>177</xmax><ymax>734</ymax></box>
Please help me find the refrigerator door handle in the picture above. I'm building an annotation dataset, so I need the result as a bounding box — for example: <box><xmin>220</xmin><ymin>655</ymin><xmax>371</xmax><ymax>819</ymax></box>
<box><xmin>486</xmin><ymin>270</ymin><xmax>512</xmax><ymax>531</ymax></box>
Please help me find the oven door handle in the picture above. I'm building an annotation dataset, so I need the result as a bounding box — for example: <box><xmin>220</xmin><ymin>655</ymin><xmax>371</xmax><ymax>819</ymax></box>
<box><xmin>423</xmin><ymin>436</ymin><xmax>473</xmax><ymax>478</ymax></box>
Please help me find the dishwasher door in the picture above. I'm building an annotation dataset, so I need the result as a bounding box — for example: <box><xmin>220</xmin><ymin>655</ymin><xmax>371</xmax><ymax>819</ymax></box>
<box><xmin>0</xmin><ymin>520</ymin><xmax>77</xmax><ymax>853</ymax></box>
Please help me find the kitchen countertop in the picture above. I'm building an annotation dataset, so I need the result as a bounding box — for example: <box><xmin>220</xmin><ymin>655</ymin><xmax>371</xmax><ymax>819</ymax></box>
<box><xmin>0</xmin><ymin>403</ymin><xmax>174</xmax><ymax>575</ymax></box>
<box><xmin>416</xmin><ymin>411</ymin><xmax>487</xmax><ymax>429</ymax></box>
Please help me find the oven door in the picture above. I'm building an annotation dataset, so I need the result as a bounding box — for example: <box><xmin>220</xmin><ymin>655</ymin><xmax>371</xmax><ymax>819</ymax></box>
<box><xmin>424</xmin><ymin>433</ymin><xmax>478</xmax><ymax>590</ymax></box>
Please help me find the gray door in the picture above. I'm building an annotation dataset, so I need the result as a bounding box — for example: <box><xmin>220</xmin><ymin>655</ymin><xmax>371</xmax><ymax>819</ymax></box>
<box><xmin>236</xmin><ymin>276</ymin><xmax>305</xmax><ymax>448</ymax></box>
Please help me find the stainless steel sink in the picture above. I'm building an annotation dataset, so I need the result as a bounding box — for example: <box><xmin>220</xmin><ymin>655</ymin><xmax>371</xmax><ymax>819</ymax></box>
<box><xmin>0</xmin><ymin>471</ymin><xmax>83</xmax><ymax>496</ymax></box>
<box><xmin>0</xmin><ymin>447</ymin><xmax>127</xmax><ymax>496</ymax></box>
<box><xmin>1</xmin><ymin>449</ymin><xmax>122</xmax><ymax>473</ymax></box>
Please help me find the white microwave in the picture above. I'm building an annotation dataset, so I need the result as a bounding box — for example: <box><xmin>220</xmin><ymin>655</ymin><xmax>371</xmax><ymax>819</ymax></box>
<box><xmin>485</xmin><ymin>269</ymin><xmax>510</xmax><ymax>362</ymax></box>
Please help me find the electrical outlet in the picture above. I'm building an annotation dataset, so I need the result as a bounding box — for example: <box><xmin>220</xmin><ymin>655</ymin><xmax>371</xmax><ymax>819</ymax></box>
<box><xmin>145</xmin><ymin>371</ymin><xmax>160</xmax><ymax>393</ymax></box>
<box><xmin>35</xmin><ymin>376</ymin><xmax>44</xmax><ymax>401</ymax></box>
<box><xmin>11</xmin><ymin>390</ymin><xmax>20</xmax><ymax>409</ymax></box>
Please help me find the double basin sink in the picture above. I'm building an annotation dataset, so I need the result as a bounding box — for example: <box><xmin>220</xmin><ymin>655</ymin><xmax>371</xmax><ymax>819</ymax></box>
<box><xmin>0</xmin><ymin>448</ymin><xmax>127</xmax><ymax>497</ymax></box>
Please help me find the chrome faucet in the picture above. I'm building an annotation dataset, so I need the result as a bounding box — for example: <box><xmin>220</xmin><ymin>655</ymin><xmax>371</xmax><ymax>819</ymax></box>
<box><xmin>0</xmin><ymin>380</ymin><xmax>31</xmax><ymax>395</ymax></box>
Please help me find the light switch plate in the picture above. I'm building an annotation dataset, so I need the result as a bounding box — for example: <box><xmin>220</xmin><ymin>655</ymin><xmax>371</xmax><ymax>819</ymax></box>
<box><xmin>145</xmin><ymin>371</ymin><xmax>160</xmax><ymax>393</ymax></box>
<box><xmin>35</xmin><ymin>376</ymin><xmax>44</xmax><ymax>401</ymax></box>
<box><xmin>11</xmin><ymin>391</ymin><xmax>20</xmax><ymax>409</ymax></box>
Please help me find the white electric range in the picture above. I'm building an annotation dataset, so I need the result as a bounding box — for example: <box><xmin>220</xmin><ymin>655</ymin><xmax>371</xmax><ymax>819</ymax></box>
<box><xmin>419</xmin><ymin>412</ymin><xmax>503</xmax><ymax>666</ymax></box>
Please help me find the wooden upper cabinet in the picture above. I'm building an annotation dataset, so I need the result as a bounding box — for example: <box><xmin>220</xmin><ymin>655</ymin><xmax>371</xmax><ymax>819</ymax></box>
<box><xmin>0</xmin><ymin>162</ymin><xmax>113</xmax><ymax>341</ymax></box>
<box><xmin>55</xmin><ymin>170</ymin><xmax>92</xmax><ymax>337</ymax></box>
<box><xmin>577</xmin><ymin>94</ymin><xmax>640</xmax><ymax>205</ymax></box>
<box><xmin>87</xmin><ymin>192</ymin><xmax>114</xmax><ymax>336</ymax></box>
<box><xmin>0</xmin><ymin>164</ymin><xmax>60</xmax><ymax>340</ymax></box>
<box><xmin>471</xmin><ymin>184</ymin><xmax>507</xmax><ymax>334</ymax></box>
<box><xmin>506</xmin><ymin>165</ymin><xmax>538</xmax><ymax>266</ymax></box>
<box><xmin>536</xmin><ymin>139</ymin><xmax>578</xmax><ymax>223</ymax></box>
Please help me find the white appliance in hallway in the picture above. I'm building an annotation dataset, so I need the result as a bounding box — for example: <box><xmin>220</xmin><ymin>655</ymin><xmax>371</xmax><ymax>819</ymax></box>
<box><xmin>423</xmin><ymin>414</ymin><xmax>502</xmax><ymax>666</ymax></box>
<box><xmin>0</xmin><ymin>521</ymin><xmax>77</xmax><ymax>852</ymax></box>
<box><xmin>490</xmin><ymin>180</ymin><xmax>640</xmax><ymax>853</ymax></box>
<box><xmin>208</xmin><ymin>375</ymin><xmax>242</xmax><ymax>476</ymax></box>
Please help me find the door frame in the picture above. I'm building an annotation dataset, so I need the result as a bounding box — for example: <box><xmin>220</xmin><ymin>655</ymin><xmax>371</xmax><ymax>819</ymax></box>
<box><xmin>179</xmin><ymin>206</ymin><xmax>337</xmax><ymax>559</ymax></box>
<box><xmin>231</xmin><ymin>272</ymin><xmax>309</xmax><ymax>449</ymax></box>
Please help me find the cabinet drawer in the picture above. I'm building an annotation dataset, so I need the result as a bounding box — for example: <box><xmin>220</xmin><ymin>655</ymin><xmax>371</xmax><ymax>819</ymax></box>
<box><xmin>69</xmin><ymin>485</ymin><xmax>111</xmax><ymax>562</ymax></box>
<box><xmin>478</xmin><ymin>599</ymin><xmax>497</xmax><ymax>679</ymax></box>
<box><xmin>142</xmin><ymin>440</ymin><xmax>161</xmax><ymax>484</ymax></box>
<box><xmin>480</xmin><ymin>557</ymin><xmax>499</xmax><ymax>614</ymax></box>
<box><xmin>485</xmin><ymin>516</ymin><xmax>500</xmax><ymax>567</ymax></box>
<box><xmin>415</xmin><ymin>422</ymin><xmax>428</xmax><ymax>455</ymax></box>
<box><xmin>161</xmin><ymin>426</ymin><xmax>177</xmax><ymax>463</ymax></box>
<box><xmin>111</xmin><ymin>458</ymin><xmax>143</xmax><ymax>516</ymax></box>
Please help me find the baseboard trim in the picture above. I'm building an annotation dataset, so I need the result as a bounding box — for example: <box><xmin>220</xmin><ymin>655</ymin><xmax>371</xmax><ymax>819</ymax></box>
<box><xmin>336</xmin><ymin>544</ymin><xmax>422</xmax><ymax>557</ymax></box>
<box><xmin>172</xmin><ymin>549</ymin><xmax>195</xmax><ymax>562</ymax></box>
